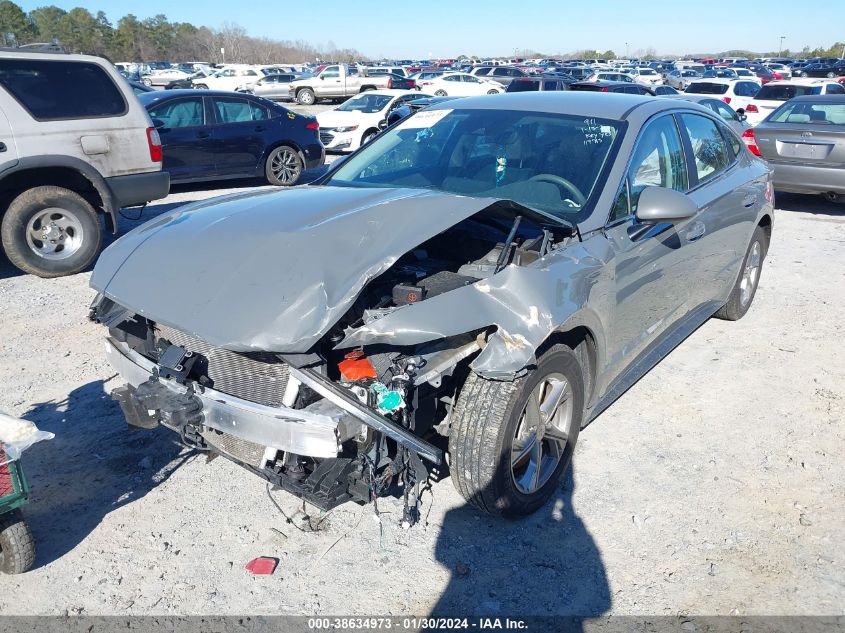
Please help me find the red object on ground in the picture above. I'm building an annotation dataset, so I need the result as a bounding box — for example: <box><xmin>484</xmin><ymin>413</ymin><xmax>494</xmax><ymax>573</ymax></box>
<box><xmin>339</xmin><ymin>352</ymin><xmax>378</xmax><ymax>382</ymax></box>
<box><xmin>245</xmin><ymin>557</ymin><xmax>278</xmax><ymax>575</ymax></box>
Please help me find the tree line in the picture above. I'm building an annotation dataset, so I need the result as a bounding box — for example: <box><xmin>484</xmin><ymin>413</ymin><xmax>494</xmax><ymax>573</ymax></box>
<box><xmin>0</xmin><ymin>1</ymin><xmax>362</xmax><ymax>63</ymax></box>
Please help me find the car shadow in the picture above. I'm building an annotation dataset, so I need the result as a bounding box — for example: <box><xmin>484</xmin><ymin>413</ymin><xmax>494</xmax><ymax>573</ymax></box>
<box><xmin>774</xmin><ymin>192</ymin><xmax>845</xmax><ymax>216</ymax></box>
<box><xmin>427</xmin><ymin>466</ymin><xmax>610</xmax><ymax>622</ymax></box>
<box><xmin>15</xmin><ymin>379</ymin><xmax>192</xmax><ymax>569</ymax></box>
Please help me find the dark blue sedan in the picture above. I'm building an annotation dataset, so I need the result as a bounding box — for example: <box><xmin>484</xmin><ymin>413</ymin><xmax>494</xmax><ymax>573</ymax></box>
<box><xmin>138</xmin><ymin>90</ymin><xmax>324</xmax><ymax>186</ymax></box>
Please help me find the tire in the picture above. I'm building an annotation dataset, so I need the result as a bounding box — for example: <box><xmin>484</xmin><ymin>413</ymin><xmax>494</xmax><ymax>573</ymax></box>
<box><xmin>296</xmin><ymin>88</ymin><xmax>315</xmax><ymax>106</ymax></box>
<box><xmin>449</xmin><ymin>344</ymin><xmax>584</xmax><ymax>517</ymax></box>
<box><xmin>487</xmin><ymin>89</ymin><xmax>499</xmax><ymax>94</ymax></box>
<box><xmin>827</xmin><ymin>72</ymin><xmax>836</xmax><ymax>78</ymax></box>
<box><xmin>265</xmin><ymin>145</ymin><xmax>304</xmax><ymax>186</ymax></box>
<box><xmin>194</xmin><ymin>83</ymin><xmax>208</xmax><ymax>90</ymax></box>
<box><xmin>142</xmin><ymin>77</ymin><xmax>152</xmax><ymax>87</ymax></box>
<box><xmin>361</xmin><ymin>129</ymin><xmax>378</xmax><ymax>146</ymax></box>
<box><xmin>0</xmin><ymin>510</ymin><xmax>35</xmax><ymax>574</ymax></box>
<box><xmin>714</xmin><ymin>225</ymin><xmax>767</xmax><ymax>321</ymax></box>
<box><xmin>822</xmin><ymin>192</ymin><xmax>845</xmax><ymax>204</ymax></box>
<box><xmin>434</xmin><ymin>89</ymin><xmax>447</xmax><ymax>96</ymax></box>
<box><xmin>1</xmin><ymin>186</ymin><xmax>102</xmax><ymax>278</ymax></box>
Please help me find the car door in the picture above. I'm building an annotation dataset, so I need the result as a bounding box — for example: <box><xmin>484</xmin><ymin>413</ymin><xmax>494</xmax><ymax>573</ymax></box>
<box><xmin>602</xmin><ymin>114</ymin><xmax>697</xmax><ymax>380</ymax></box>
<box><xmin>441</xmin><ymin>74</ymin><xmax>465</xmax><ymax>95</ymax></box>
<box><xmin>677</xmin><ymin>112</ymin><xmax>759</xmax><ymax>307</ymax></box>
<box><xmin>147</xmin><ymin>95</ymin><xmax>214</xmax><ymax>181</ymax></box>
<box><xmin>317</xmin><ymin>65</ymin><xmax>343</xmax><ymax>97</ymax></box>
<box><xmin>209</xmin><ymin>96</ymin><xmax>268</xmax><ymax>176</ymax></box>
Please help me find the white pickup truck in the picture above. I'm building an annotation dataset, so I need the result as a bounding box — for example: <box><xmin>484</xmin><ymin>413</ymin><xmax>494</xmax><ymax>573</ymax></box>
<box><xmin>288</xmin><ymin>64</ymin><xmax>394</xmax><ymax>105</ymax></box>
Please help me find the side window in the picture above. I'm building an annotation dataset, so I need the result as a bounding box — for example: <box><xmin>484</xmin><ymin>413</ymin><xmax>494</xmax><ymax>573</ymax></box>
<box><xmin>720</xmin><ymin>122</ymin><xmax>743</xmax><ymax>157</ymax></box>
<box><xmin>614</xmin><ymin>115</ymin><xmax>688</xmax><ymax>220</ymax></box>
<box><xmin>213</xmin><ymin>97</ymin><xmax>256</xmax><ymax>123</ymax></box>
<box><xmin>148</xmin><ymin>97</ymin><xmax>204</xmax><ymax>128</ymax></box>
<box><xmin>322</xmin><ymin>66</ymin><xmax>340</xmax><ymax>79</ymax></box>
<box><xmin>249</xmin><ymin>102</ymin><xmax>269</xmax><ymax>121</ymax></box>
<box><xmin>827</xmin><ymin>84</ymin><xmax>845</xmax><ymax>95</ymax></box>
<box><xmin>543</xmin><ymin>80</ymin><xmax>558</xmax><ymax>91</ymax></box>
<box><xmin>475</xmin><ymin>68</ymin><xmax>491</xmax><ymax>76</ymax></box>
<box><xmin>444</xmin><ymin>75</ymin><xmax>460</xmax><ymax>82</ymax></box>
<box><xmin>712</xmin><ymin>101</ymin><xmax>738</xmax><ymax>122</ymax></box>
<box><xmin>0</xmin><ymin>59</ymin><xmax>126</xmax><ymax>120</ymax></box>
<box><xmin>680</xmin><ymin>114</ymin><xmax>731</xmax><ymax>181</ymax></box>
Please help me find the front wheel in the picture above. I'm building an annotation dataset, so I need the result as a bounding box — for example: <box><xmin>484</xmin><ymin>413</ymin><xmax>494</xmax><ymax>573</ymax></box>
<box><xmin>0</xmin><ymin>510</ymin><xmax>35</xmax><ymax>574</ymax></box>
<box><xmin>434</xmin><ymin>89</ymin><xmax>447</xmax><ymax>96</ymax></box>
<box><xmin>194</xmin><ymin>83</ymin><xmax>208</xmax><ymax>90</ymax></box>
<box><xmin>1</xmin><ymin>186</ymin><xmax>102</xmax><ymax>277</ymax></box>
<box><xmin>141</xmin><ymin>77</ymin><xmax>152</xmax><ymax>87</ymax></box>
<box><xmin>361</xmin><ymin>129</ymin><xmax>378</xmax><ymax>146</ymax></box>
<box><xmin>714</xmin><ymin>225</ymin><xmax>767</xmax><ymax>321</ymax></box>
<box><xmin>265</xmin><ymin>145</ymin><xmax>304</xmax><ymax>186</ymax></box>
<box><xmin>449</xmin><ymin>344</ymin><xmax>584</xmax><ymax>517</ymax></box>
<box><xmin>827</xmin><ymin>72</ymin><xmax>836</xmax><ymax>78</ymax></box>
<box><xmin>296</xmin><ymin>88</ymin><xmax>315</xmax><ymax>105</ymax></box>
<box><xmin>487</xmin><ymin>89</ymin><xmax>499</xmax><ymax>94</ymax></box>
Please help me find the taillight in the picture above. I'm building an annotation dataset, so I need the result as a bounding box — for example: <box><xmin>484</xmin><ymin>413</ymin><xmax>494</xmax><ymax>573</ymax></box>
<box><xmin>746</xmin><ymin>104</ymin><xmax>758</xmax><ymax>112</ymax></box>
<box><xmin>387</xmin><ymin>78</ymin><xmax>393</xmax><ymax>88</ymax></box>
<box><xmin>742</xmin><ymin>128</ymin><xmax>761</xmax><ymax>156</ymax></box>
<box><xmin>602</xmin><ymin>86</ymin><xmax>609</xmax><ymax>92</ymax></box>
<box><xmin>722</xmin><ymin>97</ymin><xmax>732</xmax><ymax>104</ymax></box>
<box><xmin>408</xmin><ymin>80</ymin><xmax>416</xmax><ymax>88</ymax></box>
<box><xmin>306</xmin><ymin>121</ymin><xmax>319</xmax><ymax>131</ymax></box>
<box><xmin>146</xmin><ymin>127</ymin><xmax>162</xmax><ymax>162</ymax></box>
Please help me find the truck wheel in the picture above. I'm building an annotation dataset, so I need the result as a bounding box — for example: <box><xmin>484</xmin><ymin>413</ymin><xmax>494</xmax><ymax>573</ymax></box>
<box><xmin>265</xmin><ymin>145</ymin><xmax>304</xmax><ymax>186</ymax></box>
<box><xmin>0</xmin><ymin>510</ymin><xmax>35</xmax><ymax>574</ymax></box>
<box><xmin>194</xmin><ymin>83</ymin><xmax>208</xmax><ymax>89</ymax></box>
<box><xmin>448</xmin><ymin>344</ymin><xmax>584</xmax><ymax>517</ymax></box>
<box><xmin>1</xmin><ymin>186</ymin><xmax>102</xmax><ymax>278</ymax></box>
<box><xmin>434</xmin><ymin>89</ymin><xmax>448</xmax><ymax>96</ymax></box>
<box><xmin>297</xmin><ymin>88</ymin><xmax>315</xmax><ymax>106</ymax></box>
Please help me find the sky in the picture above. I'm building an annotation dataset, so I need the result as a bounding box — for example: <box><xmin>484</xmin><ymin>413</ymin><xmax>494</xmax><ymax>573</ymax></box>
<box><xmin>18</xmin><ymin>0</ymin><xmax>845</xmax><ymax>59</ymax></box>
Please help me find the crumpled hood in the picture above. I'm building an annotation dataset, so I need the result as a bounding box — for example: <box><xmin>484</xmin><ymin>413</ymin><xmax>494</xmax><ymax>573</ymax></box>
<box><xmin>91</xmin><ymin>186</ymin><xmax>505</xmax><ymax>352</ymax></box>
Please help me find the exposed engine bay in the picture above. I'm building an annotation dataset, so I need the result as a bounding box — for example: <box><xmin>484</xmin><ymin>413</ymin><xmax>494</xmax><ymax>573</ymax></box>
<box><xmin>91</xmin><ymin>202</ymin><xmax>574</xmax><ymax>523</ymax></box>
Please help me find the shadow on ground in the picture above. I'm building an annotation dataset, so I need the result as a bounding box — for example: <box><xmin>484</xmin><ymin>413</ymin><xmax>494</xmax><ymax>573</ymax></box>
<box><xmin>429</xmin><ymin>467</ymin><xmax>610</xmax><ymax>619</ymax></box>
<box><xmin>774</xmin><ymin>192</ymin><xmax>845</xmax><ymax>216</ymax></box>
<box><xmin>16</xmin><ymin>379</ymin><xmax>192</xmax><ymax>569</ymax></box>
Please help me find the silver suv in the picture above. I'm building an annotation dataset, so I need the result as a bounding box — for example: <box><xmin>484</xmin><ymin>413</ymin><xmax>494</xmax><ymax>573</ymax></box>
<box><xmin>0</xmin><ymin>50</ymin><xmax>170</xmax><ymax>277</ymax></box>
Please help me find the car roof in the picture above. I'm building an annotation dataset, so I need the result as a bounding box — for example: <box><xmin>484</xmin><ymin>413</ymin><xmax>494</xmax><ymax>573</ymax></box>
<box><xmin>348</xmin><ymin>89</ymin><xmax>419</xmax><ymax>96</ymax></box>
<box><xmin>137</xmin><ymin>89</ymin><xmax>266</xmax><ymax>103</ymax></box>
<box><xmin>424</xmin><ymin>91</ymin><xmax>666</xmax><ymax>120</ymax></box>
<box><xmin>785</xmin><ymin>94</ymin><xmax>845</xmax><ymax>103</ymax></box>
<box><xmin>688</xmin><ymin>78</ymin><xmax>741</xmax><ymax>85</ymax></box>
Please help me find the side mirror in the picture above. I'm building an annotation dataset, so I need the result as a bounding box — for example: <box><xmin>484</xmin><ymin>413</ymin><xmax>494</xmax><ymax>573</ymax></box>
<box><xmin>635</xmin><ymin>186</ymin><xmax>699</xmax><ymax>224</ymax></box>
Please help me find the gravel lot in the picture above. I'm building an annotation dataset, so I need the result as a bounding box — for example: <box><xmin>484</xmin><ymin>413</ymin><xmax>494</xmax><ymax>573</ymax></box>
<box><xmin>0</xmin><ymin>107</ymin><xmax>843</xmax><ymax>616</ymax></box>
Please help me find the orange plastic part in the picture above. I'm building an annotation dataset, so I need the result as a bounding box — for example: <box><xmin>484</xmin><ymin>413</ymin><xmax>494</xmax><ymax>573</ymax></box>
<box><xmin>338</xmin><ymin>353</ymin><xmax>377</xmax><ymax>382</ymax></box>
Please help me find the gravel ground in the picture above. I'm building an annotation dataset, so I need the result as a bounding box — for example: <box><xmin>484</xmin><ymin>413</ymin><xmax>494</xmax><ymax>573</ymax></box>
<box><xmin>0</xmin><ymin>126</ymin><xmax>842</xmax><ymax>616</ymax></box>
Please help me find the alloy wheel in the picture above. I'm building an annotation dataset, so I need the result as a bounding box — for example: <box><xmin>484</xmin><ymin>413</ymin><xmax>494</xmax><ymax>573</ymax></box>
<box><xmin>740</xmin><ymin>240</ymin><xmax>762</xmax><ymax>307</ymax></box>
<box><xmin>270</xmin><ymin>148</ymin><xmax>302</xmax><ymax>185</ymax></box>
<box><xmin>25</xmin><ymin>208</ymin><xmax>84</xmax><ymax>261</ymax></box>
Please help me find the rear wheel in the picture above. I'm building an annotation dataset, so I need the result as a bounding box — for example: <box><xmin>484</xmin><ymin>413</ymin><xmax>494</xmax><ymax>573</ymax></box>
<box><xmin>141</xmin><ymin>77</ymin><xmax>152</xmax><ymax>87</ymax></box>
<box><xmin>361</xmin><ymin>129</ymin><xmax>378</xmax><ymax>146</ymax></box>
<box><xmin>434</xmin><ymin>89</ymin><xmax>447</xmax><ymax>96</ymax></box>
<box><xmin>265</xmin><ymin>145</ymin><xmax>304</xmax><ymax>186</ymax></box>
<box><xmin>822</xmin><ymin>192</ymin><xmax>845</xmax><ymax>204</ymax></box>
<box><xmin>487</xmin><ymin>89</ymin><xmax>499</xmax><ymax>94</ymax></box>
<box><xmin>1</xmin><ymin>186</ymin><xmax>102</xmax><ymax>277</ymax></box>
<box><xmin>449</xmin><ymin>344</ymin><xmax>583</xmax><ymax>517</ymax></box>
<box><xmin>194</xmin><ymin>83</ymin><xmax>208</xmax><ymax>89</ymax></box>
<box><xmin>827</xmin><ymin>72</ymin><xmax>836</xmax><ymax>78</ymax></box>
<box><xmin>0</xmin><ymin>510</ymin><xmax>35</xmax><ymax>574</ymax></box>
<box><xmin>714</xmin><ymin>225</ymin><xmax>767</xmax><ymax>321</ymax></box>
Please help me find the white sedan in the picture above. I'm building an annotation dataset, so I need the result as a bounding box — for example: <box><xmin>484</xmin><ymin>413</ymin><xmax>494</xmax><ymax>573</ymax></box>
<box><xmin>141</xmin><ymin>69</ymin><xmax>192</xmax><ymax>87</ymax></box>
<box><xmin>628</xmin><ymin>67</ymin><xmax>664</xmax><ymax>85</ymax></box>
<box><xmin>316</xmin><ymin>90</ymin><xmax>426</xmax><ymax>153</ymax></box>
<box><xmin>418</xmin><ymin>73</ymin><xmax>504</xmax><ymax>96</ymax></box>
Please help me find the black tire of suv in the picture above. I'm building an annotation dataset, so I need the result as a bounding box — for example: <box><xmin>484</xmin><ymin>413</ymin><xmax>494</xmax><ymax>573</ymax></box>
<box><xmin>448</xmin><ymin>344</ymin><xmax>584</xmax><ymax>518</ymax></box>
<box><xmin>714</xmin><ymin>225</ymin><xmax>767</xmax><ymax>321</ymax></box>
<box><xmin>0</xmin><ymin>510</ymin><xmax>35</xmax><ymax>574</ymax></box>
<box><xmin>1</xmin><ymin>186</ymin><xmax>102</xmax><ymax>278</ymax></box>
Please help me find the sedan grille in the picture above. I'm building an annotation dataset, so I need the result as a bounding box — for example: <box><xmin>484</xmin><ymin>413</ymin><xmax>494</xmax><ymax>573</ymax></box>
<box><xmin>155</xmin><ymin>325</ymin><xmax>289</xmax><ymax>407</ymax></box>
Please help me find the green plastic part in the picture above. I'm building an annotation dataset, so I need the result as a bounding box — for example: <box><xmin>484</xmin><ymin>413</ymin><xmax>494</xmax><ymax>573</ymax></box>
<box><xmin>370</xmin><ymin>382</ymin><xmax>405</xmax><ymax>414</ymax></box>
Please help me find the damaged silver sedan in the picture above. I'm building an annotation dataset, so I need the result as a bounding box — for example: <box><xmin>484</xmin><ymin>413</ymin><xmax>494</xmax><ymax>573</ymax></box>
<box><xmin>89</xmin><ymin>93</ymin><xmax>774</xmax><ymax>519</ymax></box>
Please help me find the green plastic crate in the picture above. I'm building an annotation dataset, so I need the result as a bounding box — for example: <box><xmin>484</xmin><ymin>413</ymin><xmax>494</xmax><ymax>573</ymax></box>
<box><xmin>0</xmin><ymin>445</ymin><xmax>29</xmax><ymax>514</ymax></box>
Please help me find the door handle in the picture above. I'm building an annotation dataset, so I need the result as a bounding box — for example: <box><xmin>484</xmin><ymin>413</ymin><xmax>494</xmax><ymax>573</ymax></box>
<box><xmin>254</xmin><ymin>125</ymin><xmax>265</xmax><ymax>132</ymax></box>
<box><xmin>686</xmin><ymin>221</ymin><xmax>706</xmax><ymax>242</ymax></box>
<box><xmin>743</xmin><ymin>195</ymin><xmax>756</xmax><ymax>208</ymax></box>
<box><xmin>197</xmin><ymin>131</ymin><xmax>211</xmax><ymax>139</ymax></box>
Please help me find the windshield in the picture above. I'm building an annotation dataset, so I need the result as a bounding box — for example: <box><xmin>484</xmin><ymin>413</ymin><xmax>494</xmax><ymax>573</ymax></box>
<box><xmin>325</xmin><ymin>108</ymin><xmax>623</xmax><ymax>221</ymax></box>
<box><xmin>337</xmin><ymin>94</ymin><xmax>393</xmax><ymax>113</ymax></box>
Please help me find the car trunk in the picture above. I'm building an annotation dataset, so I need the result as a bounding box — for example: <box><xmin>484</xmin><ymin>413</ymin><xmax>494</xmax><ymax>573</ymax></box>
<box><xmin>757</xmin><ymin>124</ymin><xmax>845</xmax><ymax>165</ymax></box>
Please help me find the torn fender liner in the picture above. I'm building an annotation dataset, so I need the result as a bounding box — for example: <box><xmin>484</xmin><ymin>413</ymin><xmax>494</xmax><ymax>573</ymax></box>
<box><xmin>90</xmin><ymin>186</ymin><xmax>531</xmax><ymax>353</ymax></box>
<box><xmin>338</xmin><ymin>241</ymin><xmax>609</xmax><ymax>379</ymax></box>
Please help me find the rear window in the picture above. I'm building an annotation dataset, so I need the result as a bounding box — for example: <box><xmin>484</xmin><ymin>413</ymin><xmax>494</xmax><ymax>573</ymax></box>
<box><xmin>0</xmin><ymin>59</ymin><xmax>127</xmax><ymax>121</ymax></box>
<box><xmin>686</xmin><ymin>82</ymin><xmax>729</xmax><ymax>95</ymax></box>
<box><xmin>756</xmin><ymin>84</ymin><xmax>820</xmax><ymax>100</ymax></box>
<box><xmin>769</xmin><ymin>101</ymin><xmax>845</xmax><ymax>125</ymax></box>
<box><xmin>506</xmin><ymin>80</ymin><xmax>538</xmax><ymax>93</ymax></box>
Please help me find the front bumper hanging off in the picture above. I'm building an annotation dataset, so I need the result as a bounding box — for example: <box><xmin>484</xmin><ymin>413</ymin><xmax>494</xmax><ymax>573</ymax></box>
<box><xmin>104</xmin><ymin>338</ymin><xmax>443</xmax><ymax>464</ymax></box>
